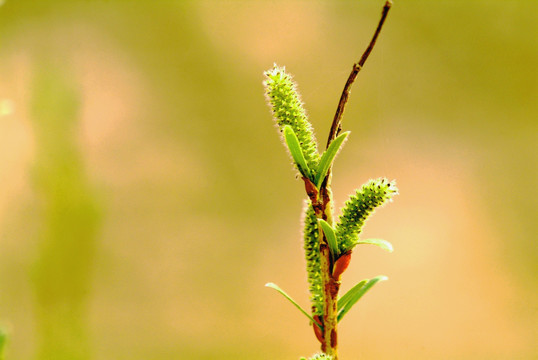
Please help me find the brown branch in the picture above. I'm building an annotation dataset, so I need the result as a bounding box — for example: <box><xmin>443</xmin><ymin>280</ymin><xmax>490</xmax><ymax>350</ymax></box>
<box><xmin>312</xmin><ymin>3</ymin><xmax>393</xmax><ymax>358</ymax></box>
<box><xmin>326</xmin><ymin>0</ymin><xmax>392</xmax><ymax>149</ymax></box>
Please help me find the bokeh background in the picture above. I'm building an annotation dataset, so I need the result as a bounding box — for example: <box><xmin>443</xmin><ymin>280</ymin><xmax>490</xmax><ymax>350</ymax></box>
<box><xmin>0</xmin><ymin>0</ymin><xmax>536</xmax><ymax>359</ymax></box>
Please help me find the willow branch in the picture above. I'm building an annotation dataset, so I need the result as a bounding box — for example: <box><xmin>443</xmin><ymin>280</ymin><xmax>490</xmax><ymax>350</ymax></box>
<box><xmin>326</xmin><ymin>0</ymin><xmax>392</xmax><ymax>149</ymax></box>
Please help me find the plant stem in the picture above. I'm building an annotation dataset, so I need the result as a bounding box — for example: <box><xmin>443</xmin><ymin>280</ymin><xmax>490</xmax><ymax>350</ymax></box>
<box><xmin>326</xmin><ymin>0</ymin><xmax>393</xmax><ymax>148</ymax></box>
<box><xmin>304</xmin><ymin>177</ymin><xmax>339</xmax><ymax>358</ymax></box>
<box><xmin>319</xmin><ymin>185</ymin><xmax>339</xmax><ymax>358</ymax></box>
<box><xmin>303</xmin><ymin>2</ymin><xmax>393</xmax><ymax>358</ymax></box>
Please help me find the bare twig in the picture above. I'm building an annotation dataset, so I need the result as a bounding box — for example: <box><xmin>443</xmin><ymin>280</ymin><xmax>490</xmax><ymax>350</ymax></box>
<box><xmin>326</xmin><ymin>0</ymin><xmax>392</xmax><ymax>149</ymax></box>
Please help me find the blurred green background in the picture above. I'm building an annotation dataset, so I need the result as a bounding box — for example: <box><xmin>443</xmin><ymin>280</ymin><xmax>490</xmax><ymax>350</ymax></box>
<box><xmin>0</xmin><ymin>0</ymin><xmax>536</xmax><ymax>359</ymax></box>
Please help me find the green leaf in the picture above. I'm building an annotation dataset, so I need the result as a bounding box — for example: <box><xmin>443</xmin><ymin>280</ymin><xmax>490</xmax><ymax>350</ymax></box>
<box><xmin>337</xmin><ymin>279</ymin><xmax>368</xmax><ymax>311</ymax></box>
<box><xmin>355</xmin><ymin>238</ymin><xmax>393</xmax><ymax>252</ymax></box>
<box><xmin>318</xmin><ymin>219</ymin><xmax>339</xmax><ymax>262</ymax></box>
<box><xmin>315</xmin><ymin>131</ymin><xmax>349</xmax><ymax>188</ymax></box>
<box><xmin>265</xmin><ymin>282</ymin><xmax>317</xmax><ymax>326</ymax></box>
<box><xmin>283</xmin><ymin>125</ymin><xmax>311</xmax><ymax>179</ymax></box>
<box><xmin>337</xmin><ymin>275</ymin><xmax>388</xmax><ymax>322</ymax></box>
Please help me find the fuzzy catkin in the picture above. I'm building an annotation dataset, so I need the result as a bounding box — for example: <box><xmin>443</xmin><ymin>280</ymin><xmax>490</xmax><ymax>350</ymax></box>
<box><xmin>335</xmin><ymin>178</ymin><xmax>398</xmax><ymax>254</ymax></box>
<box><xmin>264</xmin><ymin>65</ymin><xmax>320</xmax><ymax>175</ymax></box>
<box><xmin>303</xmin><ymin>203</ymin><xmax>323</xmax><ymax>317</ymax></box>
<box><xmin>300</xmin><ymin>354</ymin><xmax>333</xmax><ymax>360</ymax></box>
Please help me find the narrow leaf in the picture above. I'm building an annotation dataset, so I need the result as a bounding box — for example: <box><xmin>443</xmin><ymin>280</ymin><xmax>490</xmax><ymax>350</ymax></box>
<box><xmin>283</xmin><ymin>125</ymin><xmax>311</xmax><ymax>179</ymax></box>
<box><xmin>337</xmin><ymin>275</ymin><xmax>388</xmax><ymax>322</ymax></box>
<box><xmin>318</xmin><ymin>219</ymin><xmax>339</xmax><ymax>262</ymax></box>
<box><xmin>337</xmin><ymin>279</ymin><xmax>368</xmax><ymax>311</ymax></box>
<box><xmin>265</xmin><ymin>282</ymin><xmax>316</xmax><ymax>324</ymax></box>
<box><xmin>315</xmin><ymin>131</ymin><xmax>350</xmax><ymax>188</ymax></box>
<box><xmin>356</xmin><ymin>238</ymin><xmax>393</xmax><ymax>252</ymax></box>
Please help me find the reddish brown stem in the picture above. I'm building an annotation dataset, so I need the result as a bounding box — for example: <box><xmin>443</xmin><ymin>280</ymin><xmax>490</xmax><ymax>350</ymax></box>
<box><xmin>326</xmin><ymin>0</ymin><xmax>392</xmax><ymax>149</ymax></box>
<box><xmin>306</xmin><ymin>2</ymin><xmax>392</xmax><ymax>358</ymax></box>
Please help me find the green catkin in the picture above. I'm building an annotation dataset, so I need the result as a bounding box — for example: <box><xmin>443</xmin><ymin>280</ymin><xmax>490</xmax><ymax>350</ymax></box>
<box><xmin>335</xmin><ymin>178</ymin><xmax>398</xmax><ymax>254</ymax></box>
<box><xmin>264</xmin><ymin>65</ymin><xmax>320</xmax><ymax>176</ymax></box>
<box><xmin>303</xmin><ymin>203</ymin><xmax>323</xmax><ymax>316</ymax></box>
<box><xmin>300</xmin><ymin>353</ymin><xmax>333</xmax><ymax>360</ymax></box>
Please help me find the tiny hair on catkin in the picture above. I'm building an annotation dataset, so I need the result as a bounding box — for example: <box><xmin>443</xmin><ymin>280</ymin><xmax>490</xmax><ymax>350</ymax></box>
<box><xmin>302</xmin><ymin>202</ymin><xmax>323</xmax><ymax>316</ymax></box>
<box><xmin>263</xmin><ymin>65</ymin><xmax>320</xmax><ymax>174</ymax></box>
<box><xmin>335</xmin><ymin>178</ymin><xmax>398</xmax><ymax>254</ymax></box>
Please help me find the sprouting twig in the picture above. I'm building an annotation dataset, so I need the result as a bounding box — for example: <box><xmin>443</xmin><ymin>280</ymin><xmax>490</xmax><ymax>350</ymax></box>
<box><xmin>263</xmin><ymin>3</ymin><xmax>395</xmax><ymax>358</ymax></box>
<box><xmin>326</xmin><ymin>0</ymin><xmax>392</xmax><ymax>149</ymax></box>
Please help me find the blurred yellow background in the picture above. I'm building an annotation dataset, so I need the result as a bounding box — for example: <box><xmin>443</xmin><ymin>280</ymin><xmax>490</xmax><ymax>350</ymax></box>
<box><xmin>0</xmin><ymin>1</ymin><xmax>536</xmax><ymax>359</ymax></box>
